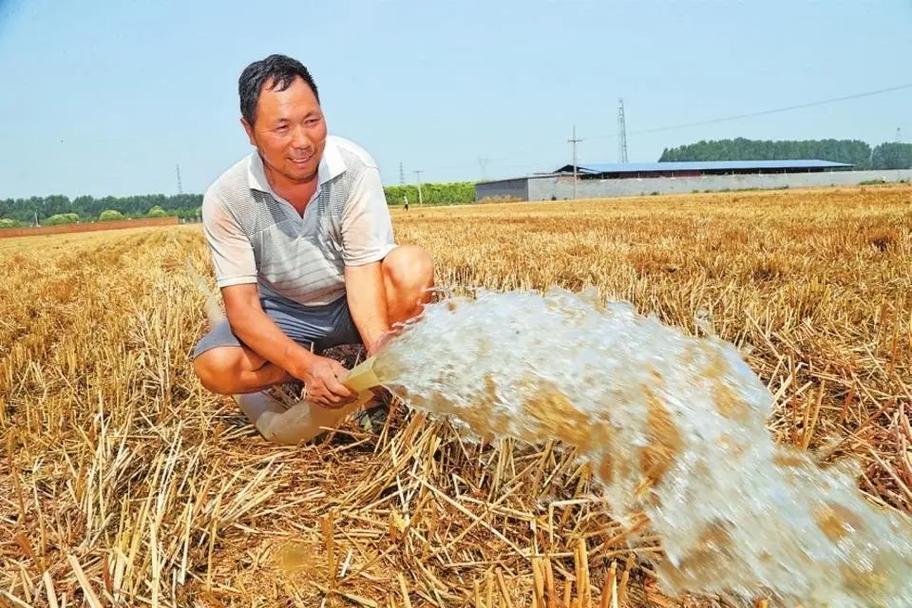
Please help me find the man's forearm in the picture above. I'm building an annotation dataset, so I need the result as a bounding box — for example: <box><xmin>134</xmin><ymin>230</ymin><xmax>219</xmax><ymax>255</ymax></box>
<box><xmin>227</xmin><ymin>305</ymin><xmax>315</xmax><ymax>377</ymax></box>
<box><xmin>344</xmin><ymin>262</ymin><xmax>389</xmax><ymax>354</ymax></box>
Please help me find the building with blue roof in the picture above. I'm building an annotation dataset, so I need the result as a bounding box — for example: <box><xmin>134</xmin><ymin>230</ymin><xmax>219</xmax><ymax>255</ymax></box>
<box><xmin>471</xmin><ymin>158</ymin><xmax>910</xmax><ymax>202</ymax></box>
<box><xmin>552</xmin><ymin>159</ymin><xmax>852</xmax><ymax>178</ymax></box>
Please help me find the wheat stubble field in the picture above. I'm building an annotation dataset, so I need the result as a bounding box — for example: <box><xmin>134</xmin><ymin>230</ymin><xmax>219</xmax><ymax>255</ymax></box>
<box><xmin>1</xmin><ymin>186</ymin><xmax>911</xmax><ymax>608</ymax></box>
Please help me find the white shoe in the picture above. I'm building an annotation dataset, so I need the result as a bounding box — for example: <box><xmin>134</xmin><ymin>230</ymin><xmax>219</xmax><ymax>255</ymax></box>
<box><xmin>234</xmin><ymin>388</ymin><xmax>370</xmax><ymax>446</ymax></box>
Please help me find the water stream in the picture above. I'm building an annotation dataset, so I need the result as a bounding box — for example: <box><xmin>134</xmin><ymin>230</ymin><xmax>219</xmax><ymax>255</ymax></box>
<box><xmin>370</xmin><ymin>287</ymin><xmax>912</xmax><ymax>607</ymax></box>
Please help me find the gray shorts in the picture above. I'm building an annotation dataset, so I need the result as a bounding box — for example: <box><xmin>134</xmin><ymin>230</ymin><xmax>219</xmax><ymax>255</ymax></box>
<box><xmin>192</xmin><ymin>295</ymin><xmax>362</xmax><ymax>359</ymax></box>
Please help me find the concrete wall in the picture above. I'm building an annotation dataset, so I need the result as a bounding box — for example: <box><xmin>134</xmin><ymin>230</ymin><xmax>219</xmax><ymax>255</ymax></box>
<box><xmin>474</xmin><ymin>178</ymin><xmax>529</xmax><ymax>201</ymax></box>
<box><xmin>479</xmin><ymin>169</ymin><xmax>912</xmax><ymax>202</ymax></box>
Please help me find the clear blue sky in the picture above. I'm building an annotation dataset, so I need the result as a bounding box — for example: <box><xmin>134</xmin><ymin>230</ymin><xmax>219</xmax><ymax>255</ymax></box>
<box><xmin>0</xmin><ymin>0</ymin><xmax>909</xmax><ymax>198</ymax></box>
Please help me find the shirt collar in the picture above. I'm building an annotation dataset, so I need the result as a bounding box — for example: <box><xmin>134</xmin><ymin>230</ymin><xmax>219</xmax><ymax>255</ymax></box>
<box><xmin>247</xmin><ymin>137</ymin><xmax>346</xmax><ymax>195</ymax></box>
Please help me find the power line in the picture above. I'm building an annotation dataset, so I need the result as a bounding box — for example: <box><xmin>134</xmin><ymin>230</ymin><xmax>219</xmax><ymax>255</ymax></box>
<box><xmin>585</xmin><ymin>82</ymin><xmax>912</xmax><ymax>141</ymax></box>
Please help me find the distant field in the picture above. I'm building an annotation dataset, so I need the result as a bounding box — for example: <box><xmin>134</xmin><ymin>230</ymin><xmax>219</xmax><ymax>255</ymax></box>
<box><xmin>0</xmin><ymin>216</ymin><xmax>178</xmax><ymax>238</ymax></box>
<box><xmin>1</xmin><ymin>185</ymin><xmax>910</xmax><ymax>607</ymax></box>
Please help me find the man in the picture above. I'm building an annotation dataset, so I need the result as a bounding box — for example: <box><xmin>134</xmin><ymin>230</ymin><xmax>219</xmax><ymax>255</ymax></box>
<box><xmin>193</xmin><ymin>54</ymin><xmax>433</xmax><ymax>427</ymax></box>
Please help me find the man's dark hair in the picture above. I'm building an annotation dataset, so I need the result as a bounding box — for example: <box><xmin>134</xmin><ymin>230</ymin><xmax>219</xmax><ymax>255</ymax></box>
<box><xmin>239</xmin><ymin>54</ymin><xmax>319</xmax><ymax>125</ymax></box>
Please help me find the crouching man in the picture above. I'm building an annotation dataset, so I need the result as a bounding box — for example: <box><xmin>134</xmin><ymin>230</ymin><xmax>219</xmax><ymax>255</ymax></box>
<box><xmin>192</xmin><ymin>54</ymin><xmax>433</xmax><ymax>443</ymax></box>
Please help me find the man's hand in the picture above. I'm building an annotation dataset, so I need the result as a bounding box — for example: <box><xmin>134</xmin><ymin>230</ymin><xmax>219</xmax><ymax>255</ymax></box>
<box><xmin>292</xmin><ymin>355</ymin><xmax>355</xmax><ymax>409</ymax></box>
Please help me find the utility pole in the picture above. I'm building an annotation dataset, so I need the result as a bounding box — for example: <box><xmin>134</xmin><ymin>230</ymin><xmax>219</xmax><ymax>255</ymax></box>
<box><xmin>568</xmin><ymin>125</ymin><xmax>582</xmax><ymax>200</ymax></box>
<box><xmin>176</xmin><ymin>164</ymin><xmax>183</xmax><ymax>195</ymax></box>
<box><xmin>617</xmin><ymin>98</ymin><xmax>628</xmax><ymax>163</ymax></box>
<box><xmin>413</xmin><ymin>170</ymin><xmax>424</xmax><ymax>205</ymax></box>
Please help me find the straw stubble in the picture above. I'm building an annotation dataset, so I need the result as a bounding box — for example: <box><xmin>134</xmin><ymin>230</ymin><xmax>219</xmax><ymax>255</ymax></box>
<box><xmin>0</xmin><ymin>185</ymin><xmax>910</xmax><ymax>606</ymax></box>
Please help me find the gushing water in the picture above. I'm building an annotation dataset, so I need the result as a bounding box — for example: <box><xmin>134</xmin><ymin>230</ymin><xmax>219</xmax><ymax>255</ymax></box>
<box><xmin>371</xmin><ymin>288</ymin><xmax>912</xmax><ymax>607</ymax></box>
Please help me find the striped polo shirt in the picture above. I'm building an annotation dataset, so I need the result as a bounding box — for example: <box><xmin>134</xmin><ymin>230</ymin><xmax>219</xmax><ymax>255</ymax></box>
<box><xmin>201</xmin><ymin>136</ymin><xmax>396</xmax><ymax>306</ymax></box>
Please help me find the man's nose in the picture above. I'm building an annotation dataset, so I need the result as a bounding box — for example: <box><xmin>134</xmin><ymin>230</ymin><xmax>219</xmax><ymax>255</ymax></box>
<box><xmin>291</xmin><ymin>124</ymin><xmax>310</xmax><ymax>149</ymax></box>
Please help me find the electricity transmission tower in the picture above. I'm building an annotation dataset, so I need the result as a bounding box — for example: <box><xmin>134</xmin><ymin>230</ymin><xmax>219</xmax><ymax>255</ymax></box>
<box><xmin>176</xmin><ymin>164</ymin><xmax>183</xmax><ymax>195</ymax></box>
<box><xmin>413</xmin><ymin>170</ymin><xmax>424</xmax><ymax>205</ymax></box>
<box><xmin>399</xmin><ymin>161</ymin><xmax>405</xmax><ymax>185</ymax></box>
<box><xmin>568</xmin><ymin>125</ymin><xmax>582</xmax><ymax>200</ymax></box>
<box><xmin>617</xmin><ymin>98</ymin><xmax>628</xmax><ymax>163</ymax></box>
<box><xmin>477</xmin><ymin>157</ymin><xmax>490</xmax><ymax>181</ymax></box>
<box><xmin>896</xmin><ymin>127</ymin><xmax>903</xmax><ymax>144</ymax></box>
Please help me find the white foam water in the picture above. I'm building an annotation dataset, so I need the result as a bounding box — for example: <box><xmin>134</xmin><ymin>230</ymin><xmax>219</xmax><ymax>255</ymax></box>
<box><xmin>371</xmin><ymin>288</ymin><xmax>912</xmax><ymax>607</ymax></box>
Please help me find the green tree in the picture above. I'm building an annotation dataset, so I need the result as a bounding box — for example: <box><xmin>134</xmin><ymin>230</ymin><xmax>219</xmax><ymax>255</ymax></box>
<box><xmin>74</xmin><ymin>195</ymin><xmax>103</xmax><ymax>219</ymax></box>
<box><xmin>871</xmin><ymin>143</ymin><xmax>912</xmax><ymax>170</ymax></box>
<box><xmin>44</xmin><ymin>195</ymin><xmax>72</xmax><ymax>216</ymax></box>
<box><xmin>44</xmin><ymin>213</ymin><xmax>80</xmax><ymax>225</ymax></box>
<box><xmin>2</xmin><ymin>193</ymin><xmax>204</xmax><ymax>224</ymax></box>
<box><xmin>0</xmin><ymin>218</ymin><xmax>21</xmax><ymax>229</ymax></box>
<box><xmin>383</xmin><ymin>182</ymin><xmax>475</xmax><ymax>206</ymax></box>
<box><xmin>146</xmin><ymin>205</ymin><xmax>168</xmax><ymax>217</ymax></box>
<box><xmin>98</xmin><ymin>209</ymin><xmax>125</xmax><ymax>221</ymax></box>
<box><xmin>659</xmin><ymin>138</ymin><xmax>871</xmax><ymax>167</ymax></box>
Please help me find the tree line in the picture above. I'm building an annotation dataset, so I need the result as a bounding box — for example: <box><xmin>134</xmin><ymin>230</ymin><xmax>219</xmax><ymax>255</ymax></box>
<box><xmin>383</xmin><ymin>182</ymin><xmax>476</xmax><ymax>206</ymax></box>
<box><xmin>0</xmin><ymin>194</ymin><xmax>204</xmax><ymax>227</ymax></box>
<box><xmin>659</xmin><ymin>138</ymin><xmax>912</xmax><ymax>170</ymax></box>
<box><xmin>0</xmin><ymin>182</ymin><xmax>477</xmax><ymax>228</ymax></box>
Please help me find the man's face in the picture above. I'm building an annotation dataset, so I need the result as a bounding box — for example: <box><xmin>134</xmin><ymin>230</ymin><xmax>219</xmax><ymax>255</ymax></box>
<box><xmin>242</xmin><ymin>76</ymin><xmax>327</xmax><ymax>184</ymax></box>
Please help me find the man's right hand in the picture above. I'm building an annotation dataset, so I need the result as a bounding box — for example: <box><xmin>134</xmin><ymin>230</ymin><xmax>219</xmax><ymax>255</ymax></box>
<box><xmin>293</xmin><ymin>354</ymin><xmax>356</xmax><ymax>409</ymax></box>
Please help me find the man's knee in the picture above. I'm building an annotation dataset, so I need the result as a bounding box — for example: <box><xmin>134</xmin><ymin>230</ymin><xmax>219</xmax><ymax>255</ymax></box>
<box><xmin>194</xmin><ymin>347</ymin><xmax>245</xmax><ymax>395</ymax></box>
<box><xmin>383</xmin><ymin>245</ymin><xmax>434</xmax><ymax>292</ymax></box>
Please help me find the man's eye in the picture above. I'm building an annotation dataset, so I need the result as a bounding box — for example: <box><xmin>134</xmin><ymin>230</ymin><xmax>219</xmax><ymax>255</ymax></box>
<box><xmin>275</xmin><ymin>125</ymin><xmax>289</xmax><ymax>133</ymax></box>
<box><xmin>305</xmin><ymin>119</ymin><xmax>319</xmax><ymax>127</ymax></box>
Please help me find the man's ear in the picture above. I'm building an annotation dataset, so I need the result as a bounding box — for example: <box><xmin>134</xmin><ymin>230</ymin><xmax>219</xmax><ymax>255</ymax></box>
<box><xmin>240</xmin><ymin>117</ymin><xmax>256</xmax><ymax>146</ymax></box>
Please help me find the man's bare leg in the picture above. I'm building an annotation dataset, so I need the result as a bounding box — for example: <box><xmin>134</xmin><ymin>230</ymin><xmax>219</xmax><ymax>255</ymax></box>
<box><xmin>194</xmin><ymin>345</ymin><xmax>292</xmax><ymax>395</ymax></box>
<box><xmin>382</xmin><ymin>245</ymin><xmax>435</xmax><ymax>325</ymax></box>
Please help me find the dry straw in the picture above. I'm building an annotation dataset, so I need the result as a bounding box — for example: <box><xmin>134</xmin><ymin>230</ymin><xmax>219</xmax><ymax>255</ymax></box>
<box><xmin>1</xmin><ymin>185</ymin><xmax>910</xmax><ymax>607</ymax></box>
